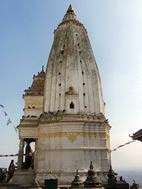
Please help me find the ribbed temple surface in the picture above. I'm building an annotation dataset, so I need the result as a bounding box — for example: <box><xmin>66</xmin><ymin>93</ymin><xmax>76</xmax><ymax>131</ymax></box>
<box><xmin>44</xmin><ymin>4</ymin><xmax>104</xmax><ymax>114</ymax></box>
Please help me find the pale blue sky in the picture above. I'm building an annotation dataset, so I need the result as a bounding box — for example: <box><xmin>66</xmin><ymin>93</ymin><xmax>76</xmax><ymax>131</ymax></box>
<box><xmin>0</xmin><ymin>0</ymin><xmax>142</xmax><ymax>175</ymax></box>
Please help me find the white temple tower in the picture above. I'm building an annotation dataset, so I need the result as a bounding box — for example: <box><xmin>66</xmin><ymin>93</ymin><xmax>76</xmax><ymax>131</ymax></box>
<box><xmin>15</xmin><ymin>5</ymin><xmax>111</xmax><ymax>186</ymax></box>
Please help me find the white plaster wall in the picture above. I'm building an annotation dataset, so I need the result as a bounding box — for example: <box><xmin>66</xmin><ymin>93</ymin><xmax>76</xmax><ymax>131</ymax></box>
<box><xmin>19</xmin><ymin>127</ymin><xmax>38</xmax><ymax>139</ymax></box>
<box><xmin>44</xmin><ymin>22</ymin><xmax>105</xmax><ymax>114</ymax></box>
<box><xmin>36</xmin><ymin>121</ymin><xmax>110</xmax><ymax>184</ymax></box>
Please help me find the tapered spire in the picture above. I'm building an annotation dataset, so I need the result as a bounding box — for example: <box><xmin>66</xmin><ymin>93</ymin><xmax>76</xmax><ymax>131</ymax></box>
<box><xmin>45</xmin><ymin>4</ymin><xmax>105</xmax><ymax>114</ymax></box>
<box><xmin>62</xmin><ymin>4</ymin><xmax>77</xmax><ymax>22</ymax></box>
<box><xmin>67</xmin><ymin>4</ymin><xmax>73</xmax><ymax>12</ymax></box>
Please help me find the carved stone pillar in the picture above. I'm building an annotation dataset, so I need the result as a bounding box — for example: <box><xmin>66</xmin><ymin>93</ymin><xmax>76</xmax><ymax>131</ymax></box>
<box><xmin>34</xmin><ymin>139</ymin><xmax>37</xmax><ymax>170</ymax></box>
<box><xmin>18</xmin><ymin>138</ymin><xmax>24</xmax><ymax>169</ymax></box>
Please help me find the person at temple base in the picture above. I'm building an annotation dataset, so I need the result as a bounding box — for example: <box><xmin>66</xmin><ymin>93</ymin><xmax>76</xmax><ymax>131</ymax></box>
<box><xmin>130</xmin><ymin>180</ymin><xmax>139</xmax><ymax>189</ymax></box>
<box><xmin>7</xmin><ymin>160</ymin><xmax>15</xmax><ymax>182</ymax></box>
<box><xmin>23</xmin><ymin>141</ymin><xmax>34</xmax><ymax>169</ymax></box>
<box><xmin>0</xmin><ymin>168</ymin><xmax>7</xmax><ymax>183</ymax></box>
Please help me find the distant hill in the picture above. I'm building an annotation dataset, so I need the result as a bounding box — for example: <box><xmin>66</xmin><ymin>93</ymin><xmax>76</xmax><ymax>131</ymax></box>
<box><xmin>117</xmin><ymin>170</ymin><xmax>142</xmax><ymax>187</ymax></box>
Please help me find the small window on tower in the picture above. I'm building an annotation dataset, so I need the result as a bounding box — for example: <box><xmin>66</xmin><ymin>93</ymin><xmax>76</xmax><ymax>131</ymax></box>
<box><xmin>69</xmin><ymin>86</ymin><xmax>74</xmax><ymax>91</ymax></box>
<box><xmin>60</xmin><ymin>49</ymin><xmax>64</xmax><ymax>55</ymax></box>
<box><xmin>82</xmin><ymin>71</ymin><xmax>84</xmax><ymax>75</ymax></box>
<box><xmin>70</xmin><ymin>102</ymin><xmax>74</xmax><ymax>109</ymax></box>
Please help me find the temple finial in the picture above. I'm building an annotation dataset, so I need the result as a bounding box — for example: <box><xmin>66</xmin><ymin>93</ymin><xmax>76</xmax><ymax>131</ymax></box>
<box><xmin>67</xmin><ymin>4</ymin><xmax>73</xmax><ymax>12</ymax></box>
<box><xmin>90</xmin><ymin>161</ymin><xmax>94</xmax><ymax>170</ymax></box>
<box><xmin>76</xmin><ymin>169</ymin><xmax>79</xmax><ymax>175</ymax></box>
<box><xmin>62</xmin><ymin>4</ymin><xmax>77</xmax><ymax>22</ymax></box>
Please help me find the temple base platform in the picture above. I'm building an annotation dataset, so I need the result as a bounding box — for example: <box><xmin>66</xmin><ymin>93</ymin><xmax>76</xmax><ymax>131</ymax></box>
<box><xmin>8</xmin><ymin>169</ymin><xmax>38</xmax><ymax>188</ymax></box>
